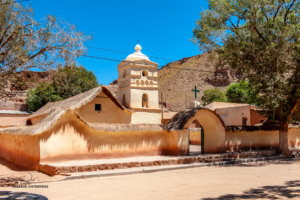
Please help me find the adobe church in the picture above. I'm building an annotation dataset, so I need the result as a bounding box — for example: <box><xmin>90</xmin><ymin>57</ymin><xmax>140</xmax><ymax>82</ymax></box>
<box><xmin>1</xmin><ymin>44</ymin><xmax>299</xmax><ymax>174</ymax></box>
<box><xmin>27</xmin><ymin>44</ymin><xmax>162</xmax><ymax>125</ymax></box>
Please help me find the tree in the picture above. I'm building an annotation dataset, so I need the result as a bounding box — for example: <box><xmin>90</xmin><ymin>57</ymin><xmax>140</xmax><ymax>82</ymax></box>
<box><xmin>226</xmin><ymin>81</ymin><xmax>260</xmax><ymax>105</ymax></box>
<box><xmin>0</xmin><ymin>1</ymin><xmax>91</xmax><ymax>94</ymax></box>
<box><xmin>26</xmin><ymin>65</ymin><xmax>99</xmax><ymax>111</ymax></box>
<box><xmin>52</xmin><ymin>65</ymin><xmax>99</xmax><ymax>99</ymax></box>
<box><xmin>192</xmin><ymin>0</ymin><xmax>300</xmax><ymax>155</ymax></box>
<box><xmin>201</xmin><ymin>89</ymin><xmax>226</xmax><ymax>106</ymax></box>
<box><xmin>26</xmin><ymin>82</ymin><xmax>62</xmax><ymax>111</ymax></box>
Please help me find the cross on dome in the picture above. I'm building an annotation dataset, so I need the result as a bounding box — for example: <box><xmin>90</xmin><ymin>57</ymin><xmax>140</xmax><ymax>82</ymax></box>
<box><xmin>125</xmin><ymin>44</ymin><xmax>150</xmax><ymax>61</ymax></box>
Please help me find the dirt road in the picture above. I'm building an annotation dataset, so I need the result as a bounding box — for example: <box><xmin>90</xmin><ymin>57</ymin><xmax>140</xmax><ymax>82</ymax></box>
<box><xmin>2</xmin><ymin>160</ymin><xmax>300</xmax><ymax>200</ymax></box>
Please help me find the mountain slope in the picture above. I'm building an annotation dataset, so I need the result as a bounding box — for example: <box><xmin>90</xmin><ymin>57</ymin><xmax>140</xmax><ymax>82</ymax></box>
<box><xmin>158</xmin><ymin>53</ymin><xmax>239</xmax><ymax>111</ymax></box>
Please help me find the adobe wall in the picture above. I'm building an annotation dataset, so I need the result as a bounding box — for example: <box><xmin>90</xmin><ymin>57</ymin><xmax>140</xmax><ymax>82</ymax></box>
<box><xmin>131</xmin><ymin>110</ymin><xmax>162</xmax><ymax>124</ymax></box>
<box><xmin>0</xmin><ymin>134</ymin><xmax>40</xmax><ymax>170</ymax></box>
<box><xmin>189</xmin><ymin>128</ymin><xmax>201</xmax><ymax>145</ymax></box>
<box><xmin>39</xmin><ymin>112</ymin><xmax>172</xmax><ymax>162</ymax></box>
<box><xmin>225</xmin><ymin>128</ymin><xmax>300</xmax><ymax>152</ymax></box>
<box><xmin>79</xmin><ymin>91</ymin><xmax>131</xmax><ymax>124</ymax></box>
<box><xmin>250</xmin><ymin>110</ymin><xmax>268</xmax><ymax>125</ymax></box>
<box><xmin>0</xmin><ymin>114</ymin><xmax>29</xmax><ymax>126</ymax></box>
<box><xmin>215</xmin><ymin>106</ymin><xmax>251</xmax><ymax>126</ymax></box>
<box><xmin>30</xmin><ymin>114</ymin><xmax>47</xmax><ymax>125</ymax></box>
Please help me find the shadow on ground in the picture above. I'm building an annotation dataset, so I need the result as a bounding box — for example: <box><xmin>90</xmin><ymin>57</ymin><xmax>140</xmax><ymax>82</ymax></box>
<box><xmin>230</xmin><ymin>159</ymin><xmax>299</xmax><ymax>168</ymax></box>
<box><xmin>0</xmin><ymin>191</ymin><xmax>48</xmax><ymax>200</ymax></box>
<box><xmin>0</xmin><ymin>157</ymin><xmax>30</xmax><ymax>172</ymax></box>
<box><xmin>202</xmin><ymin>180</ymin><xmax>300</xmax><ymax>200</ymax></box>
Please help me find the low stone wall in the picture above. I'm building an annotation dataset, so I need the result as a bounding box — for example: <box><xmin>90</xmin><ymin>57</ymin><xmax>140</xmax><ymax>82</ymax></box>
<box><xmin>39</xmin><ymin>150</ymin><xmax>278</xmax><ymax>176</ymax></box>
<box><xmin>225</xmin><ymin>128</ymin><xmax>300</xmax><ymax>152</ymax></box>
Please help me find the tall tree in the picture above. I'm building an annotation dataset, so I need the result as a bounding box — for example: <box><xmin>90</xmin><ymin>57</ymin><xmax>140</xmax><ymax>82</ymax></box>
<box><xmin>226</xmin><ymin>81</ymin><xmax>260</xmax><ymax>105</ymax></box>
<box><xmin>52</xmin><ymin>65</ymin><xmax>99</xmax><ymax>99</ymax></box>
<box><xmin>192</xmin><ymin>0</ymin><xmax>300</xmax><ymax>155</ymax></box>
<box><xmin>201</xmin><ymin>89</ymin><xmax>227</xmax><ymax>106</ymax></box>
<box><xmin>0</xmin><ymin>0</ymin><xmax>91</xmax><ymax>94</ymax></box>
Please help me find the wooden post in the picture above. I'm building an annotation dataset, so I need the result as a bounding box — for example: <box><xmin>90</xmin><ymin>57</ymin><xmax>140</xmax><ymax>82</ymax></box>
<box><xmin>161</xmin><ymin>92</ymin><xmax>164</xmax><ymax>124</ymax></box>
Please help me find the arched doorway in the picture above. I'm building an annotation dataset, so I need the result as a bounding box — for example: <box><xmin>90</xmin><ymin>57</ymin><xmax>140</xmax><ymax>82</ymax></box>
<box><xmin>166</xmin><ymin>108</ymin><xmax>226</xmax><ymax>155</ymax></box>
<box><xmin>183</xmin><ymin>109</ymin><xmax>225</xmax><ymax>154</ymax></box>
<box><xmin>188</xmin><ymin>119</ymin><xmax>202</xmax><ymax>155</ymax></box>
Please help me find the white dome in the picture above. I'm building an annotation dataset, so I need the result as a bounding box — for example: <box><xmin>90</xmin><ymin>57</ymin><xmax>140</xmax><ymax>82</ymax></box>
<box><xmin>125</xmin><ymin>44</ymin><xmax>150</xmax><ymax>61</ymax></box>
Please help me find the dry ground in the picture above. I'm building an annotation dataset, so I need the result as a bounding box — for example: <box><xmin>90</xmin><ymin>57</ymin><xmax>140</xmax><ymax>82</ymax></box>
<box><xmin>1</xmin><ymin>159</ymin><xmax>300</xmax><ymax>200</ymax></box>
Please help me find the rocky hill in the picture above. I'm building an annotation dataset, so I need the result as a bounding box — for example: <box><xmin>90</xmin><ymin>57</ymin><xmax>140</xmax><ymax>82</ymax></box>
<box><xmin>158</xmin><ymin>53</ymin><xmax>240</xmax><ymax>111</ymax></box>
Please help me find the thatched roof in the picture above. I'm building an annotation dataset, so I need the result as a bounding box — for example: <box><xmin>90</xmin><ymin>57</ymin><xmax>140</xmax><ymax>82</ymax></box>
<box><xmin>88</xmin><ymin>123</ymin><xmax>164</xmax><ymax>132</ymax></box>
<box><xmin>28</xmin><ymin>86</ymin><xmax>131</xmax><ymax>120</ymax></box>
<box><xmin>165</xmin><ymin>108</ymin><xmax>226</xmax><ymax>132</ymax></box>
<box><xmin>0</xmin><ymin>108</ymin><xmax>164</xmax><ymax>135</ymax></box>
<box><xmin>0</xmin><ymin>108</ymin><xmax>69</xmax><ymax>135</ymax></box>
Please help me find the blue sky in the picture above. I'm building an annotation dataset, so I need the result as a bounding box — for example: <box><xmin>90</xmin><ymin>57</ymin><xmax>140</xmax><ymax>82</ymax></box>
<box><xmin>24</xmin><ymin>0</ymin><xmax>208</xmax><ymax>85</ymax></box>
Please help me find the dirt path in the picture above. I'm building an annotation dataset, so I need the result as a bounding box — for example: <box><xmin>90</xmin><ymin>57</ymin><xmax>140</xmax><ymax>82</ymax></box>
<box><xmin>2</xmin><ymin>159</ymin><xmax>300</xmax><ymax>200</ymax></box>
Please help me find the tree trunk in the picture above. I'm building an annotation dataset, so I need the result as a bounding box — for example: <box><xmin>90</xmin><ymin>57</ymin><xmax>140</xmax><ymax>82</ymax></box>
<box><xmin>277</xmin><ymin>122</ymin><xmax>290</xmax><ymax>156</ymax></box>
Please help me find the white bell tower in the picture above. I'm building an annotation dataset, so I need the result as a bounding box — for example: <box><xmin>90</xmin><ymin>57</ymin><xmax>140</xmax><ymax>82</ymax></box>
<box><xmin>117</xmin><ymin>44</ymin><xmax>162</xmax><ymax>124</ymax></box>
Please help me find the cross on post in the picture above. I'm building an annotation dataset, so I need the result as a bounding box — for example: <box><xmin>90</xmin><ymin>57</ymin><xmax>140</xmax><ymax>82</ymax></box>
<box><xmin>137</xmin><ymin>40</ymin><xmax>140</xmax><ymax>44</ymax></box>
<box><xmin>192</xmin><ymin>86</ymin><xmax>200</xmax><ymax>99</ymax></box>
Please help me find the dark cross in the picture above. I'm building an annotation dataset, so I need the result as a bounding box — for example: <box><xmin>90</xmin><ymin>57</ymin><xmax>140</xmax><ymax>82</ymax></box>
<box><xmin>192</xmin><ymin>86</ymin><xmax>200</xmax><ymax>99</ymax></box>
<box><xmin>137</xmin><ymin>40</ymin><xmax>140</xmax><ymax>44</ymax></box>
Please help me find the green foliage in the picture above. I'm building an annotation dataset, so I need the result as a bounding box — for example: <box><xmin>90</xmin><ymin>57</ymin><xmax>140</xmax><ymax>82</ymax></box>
<box><xmin>193</xmin><ymin>0</ymin><xmax>300</xmax><ymax>152</ymax></box>
<box><xmin>26</xmin><ymin>65</ymin><xmax>99</xmax><ymax>111</ymax></box>
<box><xmin>52</xmin><ymin>65</ymin><xmax>99</xmax><ymax>99</ymax></box>
<box><xmin>201</xmin><ymin>89</ymin><xmax>226</xmax><ymax>106</ymax></box>
<box><xmin>26</xmin><ymin>82</ymin><xmax>62</xmax><ymax>111</ymax></box>
<box><xmin>226</xmin><ymin>81</ymin><xmax>260</xmax><ymax>106</ymax></box>
<box><xmin>193</xmin><ymin>0</ymin><xmax>300</xmax><ymax>124</ymax></box>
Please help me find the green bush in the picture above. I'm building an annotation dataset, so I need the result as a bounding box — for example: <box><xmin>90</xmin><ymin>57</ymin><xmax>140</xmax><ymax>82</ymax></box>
<box><xmin>26</xmin><ymin>82</ymin><xmax>63</xmax><ymax>111</ymax></box>
<box><xmin>225</xmin><ymin>81</ymin><xmax>260</xmax><ymax>106</ymax></box>
<box><xmin>201</xmin><ymin>89</ymin><xmax>226</xmax><ymax>106</ymax></box>
<box><xmin>26</xmin><ymin>65</ymin><xmax>99</xmax><ymax>111</ymax></box>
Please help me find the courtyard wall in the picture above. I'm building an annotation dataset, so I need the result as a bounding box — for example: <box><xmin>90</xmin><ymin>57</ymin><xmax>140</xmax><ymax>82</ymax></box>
<box><xmin>225</xmin><ymin>128</ymin><xmax>300</xmax><ymax>152</ymax></box>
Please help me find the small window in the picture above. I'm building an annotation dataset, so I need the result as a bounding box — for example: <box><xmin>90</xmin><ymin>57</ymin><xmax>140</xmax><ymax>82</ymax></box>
<box><xmin>95</xmin><ymin>104</ymin><xmax>101</xmax><ymax>111</ymax></box>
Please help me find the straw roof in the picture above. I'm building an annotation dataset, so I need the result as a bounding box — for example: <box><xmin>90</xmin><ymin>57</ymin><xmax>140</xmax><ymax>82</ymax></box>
<box><xmin>28</xmin><ymin>86</ymin><xmax>131</xmax><ymax>120</ymax></box>
<box><xmin>0</xmin><ymin>108</ymin><xmax>70</xmax><ymax>135</ymax></box>
<box><xmin>165</xmin><ymin>108</ymin><xmax>226</xmax><ymax>132</ymax></box>
<box><xmin>0</xmin><ymin>108</ymin><xmax>164</xmax><ymax>135</ymax></box>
